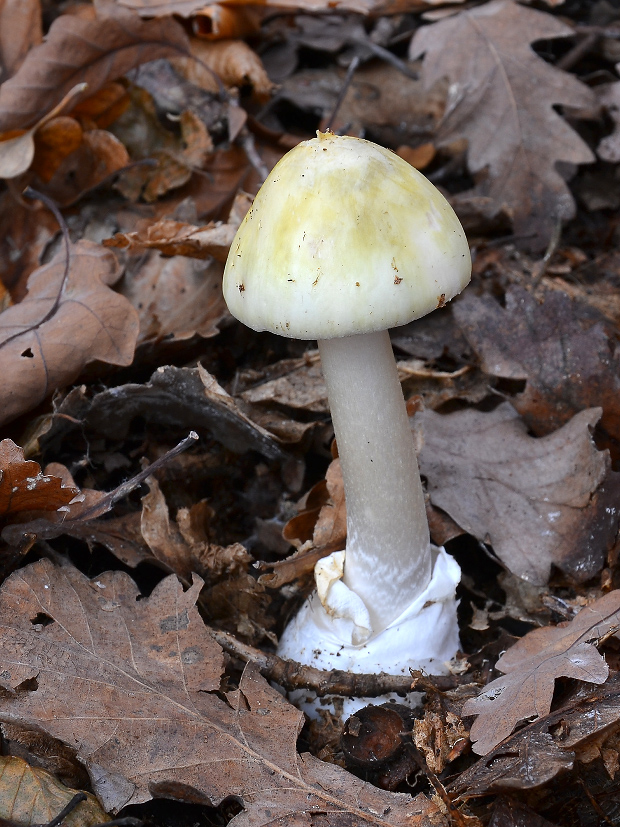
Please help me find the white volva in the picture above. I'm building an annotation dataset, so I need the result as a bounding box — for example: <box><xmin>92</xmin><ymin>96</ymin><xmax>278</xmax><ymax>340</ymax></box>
<box><xmin>223</xmin><ymin>132</ymin><xmax>471</xmax><ymax>705</ymax></box>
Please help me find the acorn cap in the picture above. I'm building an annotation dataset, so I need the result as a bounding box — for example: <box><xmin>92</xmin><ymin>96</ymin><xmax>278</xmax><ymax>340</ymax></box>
<box><xmin>223</xmin><ymin>132</ymin><xmax>471</xmax><ymax>340</ymax></box>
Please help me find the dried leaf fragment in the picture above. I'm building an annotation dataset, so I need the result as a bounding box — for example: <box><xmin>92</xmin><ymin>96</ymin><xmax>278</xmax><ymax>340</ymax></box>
<box><xmin>0</xmin><ymin>240</ymin><xmax>139</xmax><ymax>427</ymax></box>
<box><xmin>103</xmin><ymin>192</ymin><xmax>252</xmax><ymax>262</ymax></box>
<box><xmin>463</xmin><ymin>590</ymin><xmax>620</xmax><ymax>754</ymax></box>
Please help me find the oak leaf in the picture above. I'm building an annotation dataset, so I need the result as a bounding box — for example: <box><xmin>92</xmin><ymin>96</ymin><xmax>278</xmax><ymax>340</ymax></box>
<box><xmin>416</xmin><ymin>404</ymin><xmax>620</xmax><ymax>585</ymax></box>
<box><xmin>0</xmin><ymin>240</ymin><xmax>139</xmax><ymax>427</ymax></box>
<box><xmin>0</xmin><ymin>558</ymin><xmax>445</xmax><ymax>826</ymax></box>
<box><xmin>410</xmin><ymin>0</ymin><xmax>596</xmax><ymax>249</ymax></box>
<box><xmin>462</xmin><ymin>591</ymin><xmax>620</xmax><ymax>755</ymax></box>
<box><xmin>0</xmin><ymin>7</ymin><xmax>189</xmax><ymax>133</ymax></box>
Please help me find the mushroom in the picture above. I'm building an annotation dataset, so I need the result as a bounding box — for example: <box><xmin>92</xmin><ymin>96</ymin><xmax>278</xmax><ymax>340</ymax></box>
<box><xmin>223</xmin><ymin>132</ymin><xmax>471</xmax><ymax>689</ymax></box>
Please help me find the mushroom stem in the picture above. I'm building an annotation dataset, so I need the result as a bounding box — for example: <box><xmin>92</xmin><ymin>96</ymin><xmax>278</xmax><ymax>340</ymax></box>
<box><xmin>318</xmin><ymin>329</ymin><xmax>431</xmax><ymax>634</ymax></box>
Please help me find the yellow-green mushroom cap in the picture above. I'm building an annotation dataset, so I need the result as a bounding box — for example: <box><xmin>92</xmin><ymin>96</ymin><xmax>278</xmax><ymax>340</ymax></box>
<box><xmin>223</xmin><ymin>132</ymin><xmax>471</xmax><ymax>339</ymax></box>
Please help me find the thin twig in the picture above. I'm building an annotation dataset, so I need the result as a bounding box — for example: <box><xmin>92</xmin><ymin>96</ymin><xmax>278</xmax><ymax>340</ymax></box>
<box><xmin>44</xmin><ymin>793</ymin><xmax>87</xmax><ymax>827</ymax></box>
<box><xmin>556</xmin><ymin>32</ymin><xmax>599</xmax><ymax>72</ymax></box>
<box><xmin>326</xmin><ymin>56</ymin><xmax>360</xmax><ymax>132</ymax></box>
<box><xmin>348</xmin><ymin>35</ymin><xmax>419</xmax><ymax>81</ymax></box>
<box><xmin>68</xmin><ymin>431</ymin><xmax>200</xmax><ymax>522</ymax></box>
<box><xmin>209</xmin><ymin>627</ymin><xmax>416</xmax><ymax>698</ymax></box>
<box><xmin>531</xmin><ymin>215</ymin><xmax>562</xmax><ymax>290</ymax></box>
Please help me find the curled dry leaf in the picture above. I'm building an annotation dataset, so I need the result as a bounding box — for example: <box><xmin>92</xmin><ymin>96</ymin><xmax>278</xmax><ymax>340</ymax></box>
<box><xmin>0</xmin><ymin>439</ymin><xmax>77</xmax><ymax>521</ymax></box>
<box><xmin>104</xmin><ymin>191</ymin><xmax>252</xmax><ymax>262</ymax></box>
<box><xmin>281</xmin><ymin>459</ymin><xmax>345</xmax><ymax>549</ymax></box>
<box><xmin>462</xmin><ymin>590</ymin><xmax>620</xmax><ymax>755</ymax></box>
<box><xmin>0</xmin><ymin>7</ymin><xmax>189</xmax><ymax>133</ymax></box>
<box><xmin>140</xmin><ymin>475</ymin><xmax>251</xmax><ymax>584</ymax></box>
<box><xmin>0</xmin><ymin>558</ymin><xmax>446</xmax><ymax>826</ymax></box>
<box><xmin>239</xmin><ymin>351</ymin><xmax>329</xmax><ymax>414</ymax></box>
<box><xmin>105</xmin><ymin>218</ymin><xmax>236</xmax><ymax>261</ymax></box>
<box><xmin>31</xmin><ymin>116</ymin><xmax>84</xmax><ymax>182</ymax></box>
<box><xmin>0</xmin><ymin>755</ymin><xmax>107</xmax><ymax>827</ymax></box>
<box><xmin>0</xmin><ymin>240</ymin><xmax>139</xmax><ymax>427</ymax></box>
<box><xmin>117</xmin><ymin>0</ymin><xmax>465</xmax><ymax>16</ymax></box>
<box><xmin>454</xmin><ymin>286</ymin><xmax>620</xmax><ymax>442</ymax></box>
<box><xmin>416</xmin><ymin>404</ymin><xmax>620</xmax><ymax>585</ymax></box>
<box><xmin>171</xmin><ymin>38</ymin><xmax>275</xmax><ymax>99</ymax></box>
<box><xmin>40</xmin><ymin>129</ymin><xmax>131</xmax><ymax>207</ymax></box>
<box><xmin>115</xmin><ymin>108</ymin><xmax>213</xmax><ymax>203</ymax></box>
<box><xmin>410</xmin><ymin>0</ymin><xmax>596</xmax><ymax>249</ymax></box>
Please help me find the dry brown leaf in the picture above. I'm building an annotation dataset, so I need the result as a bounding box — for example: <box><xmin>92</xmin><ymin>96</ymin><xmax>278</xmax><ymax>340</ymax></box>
<box><xmin>0</xmin><ymin>557</ymin><xmax>446</xmax><ymax>825</ymax></box>
<box><xmin>105</xmin><ymin>218</ymin><xmax>235</xmax><ymax>261</ymax></box>
<box><xmin>192</xmin><ymin>5</ymin><xmax>264</xmax><ymax>40</ymax></box>
<box><xmin>39</xmin><ymin>128</ymin><xmax>131</xmax><ymax>206</ymax></box>
<box><xmin>0</xmin><ymin>240</ymin><xmax>139</xmax><ymax>427</ymax></box>
<box><xmin>0</xmin><ymin>195</ymin><xmax>58</xmax><ymax>302</ymax></box>
<box><xmin>416</xmin><ymin>404</ymin><xmax>620</xmax><ymax>585</ymax></box>
<box><xmin>0</xmin><ymin>0</ymin><xmax>42</xmax><ymax>80</ymax></box>
<box><xmin>0</xmin><ymin>7</ymin><xmax>189</xmax><ymax>133</ymax></box>
<box><xmin>280</xmin><ymin>62</ymin><xmax>445</xmax><ymax>149</ymax></box>
<box><xmin>239</xmin><ymin>352</ymin><xmax>328</xmax><ymax>414</ymax></box>
<box><xmin>410</xmin><ymin>0</ymin><xmax>596</xmax><ymax>249</ymax></box>
<box><xmin>282</xmin><ymin>457</ymin><xmax>347</xmax><ymax>553</ymax></box>
<box><xmin>103</xmin><ymin>191</ymin><xmax>252</xmax><ymax>262</ymax></box>
<box><xmin>140</xmin><ymin>476</ymin><xmax>204</xmax><ymax>581</ymax></box>
<box><xmin>30</xmin><ymin>116</ymin><xmax>83</xmax><ymax>182</ymax></box>
<box><xmin>115</xmin><ymin>108</ymin><xmax>213</xmax><ymax>202</ymax></box>
<box><xmin>119</xmin><ymin>251</ymin><xmax>226</xmax><ymax>343</ymax></box>
<box><xmin>312</xmin><ymin>458</ymin><xmax>347</xmax><ymax>550</ymax></box>
<box><xmin>0</xmin><ymin>755</ymin><xmax>107</xmax><ymax>827</ymax></box>
<box><xmin>463</xmin><ymin>591</ymin><xmax>620</xmax><ymax>755</ymax></box>
<box><xmin>70</xmin><ymin>82</ymin><xmax>130</xmax><ymax>130</ymax></box>
<box><xmin>454</xmin><ymin>285</ymin><xmax>620</xmax><ymax>443</ymax></box>
<box><xmin>171</xmin><ymin>37</ymin><xmax>275</xmax><ymax>99</ymax></box>
<box><xmin>451</xmin><ymin>673</ymin><xmax>620</xmax><ymax>799</ymax></box>
<box><xmin>0</xmin><ymin>439</ymin><xmax>77</xmax><ymax>521</ymax></box>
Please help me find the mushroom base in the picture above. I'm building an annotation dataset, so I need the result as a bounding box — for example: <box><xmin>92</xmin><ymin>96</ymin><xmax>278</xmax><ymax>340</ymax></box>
<box><xmin>277</xmin><ymin>546</ymin><xmax>461</xmax><ymax>718</ymax></box>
